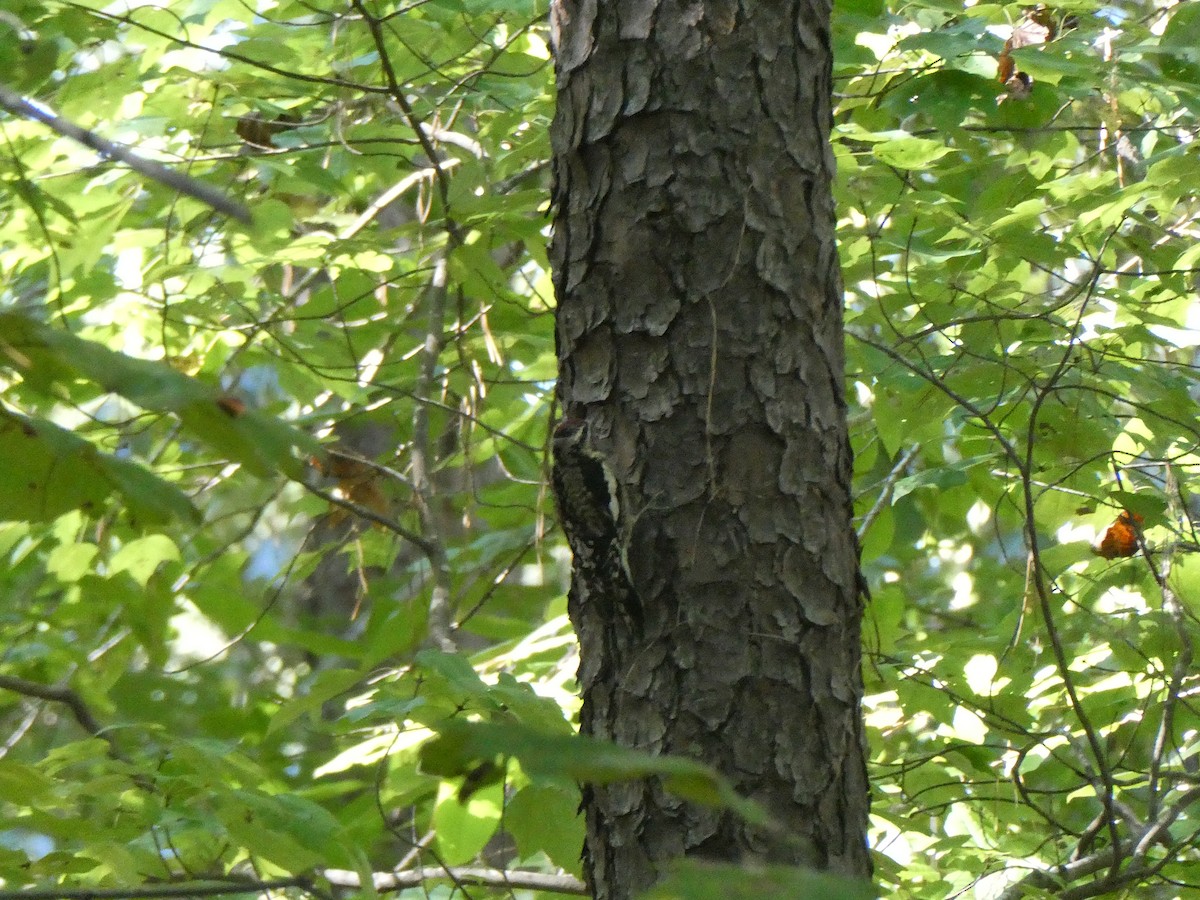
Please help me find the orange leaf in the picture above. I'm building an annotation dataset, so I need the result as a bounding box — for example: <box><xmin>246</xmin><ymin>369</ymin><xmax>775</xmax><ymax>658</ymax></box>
<box><xmin>347</xmin><ymin>479</ymin><xmax>390</xmax><ymax>519</ymax></box>
<box><xmin>1093</xmin><ymin>510</ymin><xmax>1143</xmax><ymax>560</ymax></box>
<box><xmin>313</xmin><ymin>450</ymin><xmax>391</xmax><ymax>525</ymax></box>
<box><xmin>216</xmin><ymin>396</ymin><xmax>246</xmax><ymax>417</ymax></box>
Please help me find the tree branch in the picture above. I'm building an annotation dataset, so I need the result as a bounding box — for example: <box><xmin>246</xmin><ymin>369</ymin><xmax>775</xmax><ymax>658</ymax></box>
<box><xmin>856</xmin><ymin>443</ymin><xmax>919</xmax><ymax>540</ymax></box>
<box><xmin>995</xmin><ymin>784</ymin><xmax>1200</xmax><ymax>899</ymax></box>
<box><xmin>0</xmin><ymin>675</ymin><xmax>106</xmax><ymax>741</ymax></box>
<box><xmin>0</xmin><ymin>879</ymin><xmax>310</xmax><ymax>900</ymax></box>
<box><xmin>0</xmin><ymin>83</ymin><xmax>250</xmax><ymax>224</ymax></box>
<box><xmin>350</xmin><ymin>0</ymin><xmax>461</xmax><ymax>245</ymax></box>
<box><xmin>407</xmin><ymin>256</ymin><xmax>455</xmax><ymax>651</ymax></box>
<box><xmin>324</xmin><ymin>866</ymin><xmax>588</xmax><ymax>894</ymax></box>
<box><xmin>0</xmin><ymin>867</ymin><xmax>589</xmax><ymax>900</ymax></box>
<box><xmin>302</xmin><ymin>479</ymin><xmax>439</xmax><ymax>559</ymax></box>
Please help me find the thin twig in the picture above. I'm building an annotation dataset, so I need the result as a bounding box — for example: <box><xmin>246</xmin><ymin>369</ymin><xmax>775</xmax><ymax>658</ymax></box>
<box><xmin>856</xmin><ymin>443</ymin><xmax>919</xmax><ymax>540</ymax></box>
<box><xmin>350</xmin><ymin>0</ymin><xmax>461</xmax><ymax>244</ymax></box>
<box><xmin>303</xmin><ymin>479</ymin><xmax>438</xmax><ymax>558</ymax></box>
<box><xmin>1143</xmin><ymin>466</ymin><xmax>1193</xmax><ymax>826</ymax></box>
<box><xmin>1020</xmin><ymin>229</ymin><xmax>1123</xmax><ymax>877</ymax></box>
<box><xmin>77</xmin><ymin>7</ymin><xmax>388</xmax><ymax>96</ymax></box>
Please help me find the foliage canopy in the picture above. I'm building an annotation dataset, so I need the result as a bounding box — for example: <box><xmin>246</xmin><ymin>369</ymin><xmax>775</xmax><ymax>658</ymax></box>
<box><xmin>1</xmin><ymin>0</ymin><xmax>1200</xmax><ymax>897</ymax></box>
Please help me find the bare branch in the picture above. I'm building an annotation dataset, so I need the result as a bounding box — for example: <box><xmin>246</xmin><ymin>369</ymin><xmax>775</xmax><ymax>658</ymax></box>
<box><xmin>0</xmin><ymin>83</ymin><xmax>250</xmax><ymax>224</ymax></box>
<box><xmin>0</xmin><ymin>868</ymin><xmax>589</xmax><ymax>900</ymax></box>
<box><xmin>324</xmin><ymin>866</ymin><xmax>588</xmax><ymax>894</ymax></box>
<box><xmin>0</xmin><ymin>674</ymin><xmax>106</xmax><ymax>741</ymax></box>
<box><xmin>0</xmin><ymin>878</ymin><xmax>310</xmax><ymax>900</ymax></box>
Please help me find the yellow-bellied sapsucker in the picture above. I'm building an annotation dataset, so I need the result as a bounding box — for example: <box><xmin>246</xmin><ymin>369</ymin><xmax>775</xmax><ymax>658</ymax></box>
<box><xmin>552</xmin><ymin>417</ymin><xmax>619</xmax><ymax>557</ymax></box>
<box><xmin>551</xmin><ymin>416</ymin><xmax>641</xmax><ymax>635</ymax></box>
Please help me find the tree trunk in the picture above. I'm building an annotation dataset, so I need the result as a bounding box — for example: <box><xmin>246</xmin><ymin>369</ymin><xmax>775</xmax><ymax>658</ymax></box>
<box><xmin>549</xmin><ymin>1</ymin><xmax>871</xmax><ymax>897</ymax></box>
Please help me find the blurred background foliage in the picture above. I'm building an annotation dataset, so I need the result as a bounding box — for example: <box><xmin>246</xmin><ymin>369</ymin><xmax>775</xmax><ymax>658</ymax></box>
<box><xmin>0</xmin><ymin>0</ymin><xmax>1199</xmax><ymax>897</ymax></box>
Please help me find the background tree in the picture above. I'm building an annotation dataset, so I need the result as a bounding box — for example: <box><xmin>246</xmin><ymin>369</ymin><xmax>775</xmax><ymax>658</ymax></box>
<box><xmin>1</xmin><ymin>1</ymin><xmax>1200</xmax><ymax>899</ymax></box>
<box><xmin>549</xmin><ymin>0</ymin><xmax>871</xmax><ymax>895</ymax></box>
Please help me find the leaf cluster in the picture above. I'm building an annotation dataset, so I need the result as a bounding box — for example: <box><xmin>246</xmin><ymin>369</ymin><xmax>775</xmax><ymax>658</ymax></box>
<box><xmin>837</xmin><ymin>0</ymin><xmax>1200</xmax><ymax>896</ymax></box>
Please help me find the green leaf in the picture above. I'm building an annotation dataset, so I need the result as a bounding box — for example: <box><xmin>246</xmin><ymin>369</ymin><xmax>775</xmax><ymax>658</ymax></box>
<box><xmin>871</xmin><ymin>136</ymin><xmax>954</xmax><ymax>169</ymax></box>
<box><xmin>431</xmin><ymin>778</ymin><xmax>504</xmax><ymax>866</ymax></box>
<box><xmin>45</xmin><ymin>541</ymin><xmax>99</xmax><ymax>582</ymax></box>
<box><xmin>0</xmin><ymin>761</ymin><xmax>55</xmax><ymax>804</ymax></box>
<box><xmin>0</xmin><ymin>313</ymin><xmax>319</xmax><ymax>480</ymax></box>
<box><xmin>504</xmin><ymin>784</ymin><xmax>584</xmax><ymax>874</ymax></box>
<box><xmin>642</xmin><ymin>860</ymin><xmax>878</xmax><ymax>900</ymax></box>
<box><xmin>110</xmin><ymin>535</ymin><xmax>180</xmax><ymax>588</ymax></box>
<box><xmin>268</xmin><ymin>668</ymin><xmax>365</xmax><ymax>735</ymax></box>
<box><xmin>420</xmin><ymin>720</ymin><xmax>769</xmax><ymax>826</ymax></box>
<box><xmin>0</xmin><ymin>409</ymin><xmax>198</xmax><ymax>526</ymax></box>
<box><xmin>216</xmin><ymin>790</ymin><xmax>358</xmax><ymax>873</ymax></box>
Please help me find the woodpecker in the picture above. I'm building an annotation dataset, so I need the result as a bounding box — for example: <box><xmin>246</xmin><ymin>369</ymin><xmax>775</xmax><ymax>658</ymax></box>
<box><xmin>551</xmin><ymin>416</ymin><xmax>642</xmax><ymax>636</ymax></box>
<box><xmin>551</xmin><ymin>417</ymin><xmax>620</xmax><ymax>561</ymax></box>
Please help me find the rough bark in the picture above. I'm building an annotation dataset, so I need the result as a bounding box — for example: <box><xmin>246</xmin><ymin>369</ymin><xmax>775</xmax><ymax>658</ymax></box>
<box><xmin>549</xmin><ymin>1</ymin><xmax>871</xmax><ymax>898</ymax></box>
